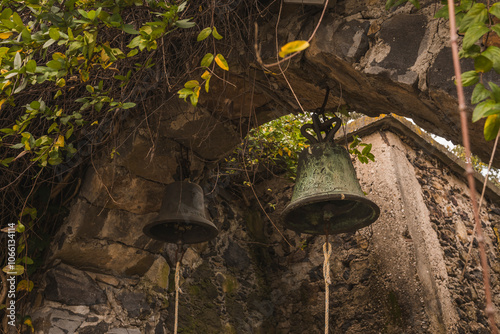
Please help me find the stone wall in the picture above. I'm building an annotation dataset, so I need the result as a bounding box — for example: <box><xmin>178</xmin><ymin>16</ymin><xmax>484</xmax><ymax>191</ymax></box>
<box><xmin>26</xmin><ymin>116</ymin><xmax>500</xmax><ymax>333</ymax></box>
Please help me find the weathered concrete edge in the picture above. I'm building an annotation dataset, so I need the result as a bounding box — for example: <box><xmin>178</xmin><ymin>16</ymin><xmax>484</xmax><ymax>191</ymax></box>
<box><xmin>336</xmin><ymin>114</ymin><xmax>500</xmax><ymax>203</ymax></box>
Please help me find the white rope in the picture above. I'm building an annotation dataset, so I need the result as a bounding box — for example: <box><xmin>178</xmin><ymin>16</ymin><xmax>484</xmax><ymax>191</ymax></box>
<box><xmin>174</xmin><ymin>260</ymin><xmax>181</xmax><ymax>334</ymax></box>
<box><xmin>323</xmin><ymin>242</ymin><xmax>332</xmax><ymax>334</ymax></box>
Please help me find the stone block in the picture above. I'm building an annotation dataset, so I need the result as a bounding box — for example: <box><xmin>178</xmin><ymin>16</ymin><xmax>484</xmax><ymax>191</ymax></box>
<box><xmin>60</xmin><ymin>199</ymin><xmax>164</xmax><ymax>253</ymax></box>
<box><xmin>116</xmin><ymin>291</ymin><xmax>151</xmax><ymax>318</ymax></box>
<box><xmin>332</xmin><ymin>20</ymin><xmax>370</xmax><ymax>62</ymax></box>
<box><xmin>78</xmin><ymin>322</ymin><xmax>109</xmax><ymax>334</ymax></box>
<box><xmin>53</xmin><ymin>239</ymin><xmax>158</xmax><ymax>276</ymax></box>
<box><xmin>117</xmin><ymin>133</ymin><xmax>178</xmax><ymax>185</ymax></box>
<box><xmin>160</xmin><ymin>105</ymin><xmax>241</xmax><ymax>160</ymax></box>
<box><xmin>143</xmin><ymin>255</ymin><xmax>170</xmax><ymax>290</ymax></box>
<box><xmin>375</xmin><ymin>14</ymin><xmax>427</xmax><ymax>75</ymax></box>
<box><xmin>44</xmin><ymin>264</ymin><xmax>106</xmax><ymax>306</ymax></box>
<box><xmin>32</xmin><ymin>308</ymin><xmax>85</xmax><ymax>334</ymax></box>
<box><xmin>428</xmin><ymin>47</ymin><xmax>474</xmax><ymax>98</ymax></box>
<box><xmin>80</xmin><ymin>165</ymin><xmax>165</xmax><ymax>214</ymax></box>
<box><xmin>108</xmin><ymin>328</ymin><xmax>141</xmax><ymax>334</ymax></box>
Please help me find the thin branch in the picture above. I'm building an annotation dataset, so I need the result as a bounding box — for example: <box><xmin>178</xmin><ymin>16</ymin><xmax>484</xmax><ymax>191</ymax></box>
<box><xmin>447</xmin><ymin>2</ymin><xmax>498</xmax><ymax>333</ymax></box>
<box><xmin>254</xmin><ymin>0</ymin><xmax>330</xmax><ymax>69</ymax></box>
<box><xmin>461</xmin><ymin>131</ymin><xmax>500</xmax><ymax>281</ymax></box>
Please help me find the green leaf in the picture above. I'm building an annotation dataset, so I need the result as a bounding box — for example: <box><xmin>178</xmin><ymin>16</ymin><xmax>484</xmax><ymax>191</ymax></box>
<box><xmin>14</xmin><ymin>52</ymin><xmax>21</xmax><ymax>69</ymax></box>
<box><xmin>175</xmin><ymin>19</ymin><xmax>196</xmax><ymax>29</ymax></box>
<box><xmin>122</xmin><ymin>24</ymin><xmax>139</xmax><ymax>35</ymax></box>
<box><xmin>459</xmin><ymin>3</ymin><xmax>487</xmax><ymax>33</ymax></box>
<box><xmin>12</xmin><ymin>12</ymin><xmax>23</xmax><ymax>28</ymax></box>
<box><xmin>127</xmin><ymin>36</ymin><xmax>142</xmax><ymax>49</ymax></box>
<box><xmin>25</xmin><ymin>60</ymin><xmax>36</xmax><ymax>73</ymax></box>
<box><xmin>197</xmin><ymin>27</ymin><xmax>212</xmax><ymax>41</ymax></box>
<box><xmin>177</xmin><ymin>88</ymin><xmax>193</xmax><ymax>101</ymax></box>
<box><xmin>491</xmin><ymin>24</ymin><xmax>500</xmax><ymax>38</ymax></box>
<box><xmin>490</xmin><ymin>2</ymin><xmax>500</xmax><ymax>19</ymax></box>
<box><xmin>16</xmin><ymin>222</ymin><xmax>25</xmax><ymax>233</ymax></box>
<box><xmin>472</xmin><ymin>99</ymin><xmax>500</xmax><ymax>122</ymax></box>
<box><xmin>361</xmin><ymin>143</ymin><xmax>372</xmax><ymax>155</ymax></box>
<box><xmin>462</xmin><ymin>23</ymin><xmax>489</xmax><ymax>50</ymax></box>
<box><xmin>489</xmin><ymin>82</ymin><xmax>500</xmax><ymax>102</ymax></box>
<box><xmin>200</xmin><ymin>53</ymin><xmax>214</xmax><ymax>67</ymax></box>
<box><xmin>460</xmin><ymin>70</ymin><xmax>479</xmax><ymax>87</ymax></box>
<box><xmin>279</xmin><ymin>40</ymin><xmax>310</xmax><ymax>58</ymax></box>
<box><xmin>21</xmin><ymin>28</ymin><xmax>31</xmax><ymax>42</ymax></box>
<box><xmin>29</xmin><ymin>101</ymin><xmax>40</xmax><ymax>110</ymax></box>
<box><xmin>11</xmin><ymin>143</ymin><xmax>24</xmax><ymax>149</ymax></box>
<box><xmin>484</xmin><ymin>114</ymin><xmax>500</xmax><ymax>141</ymax></box>
<box><xmin>49</xmin><ymin>27</ymin><xmax>60</xmax><ymax>41</ymax></box>
<box><xmin>471</xmin><ymin>83</ymin><xmax>491</xmax><ymax>104</ymax></box>
<box><xmin>43</xmin><ymin>38</ymin><xmax>56</xmax><ymax>49</ymax></box>
<box><xmin>482</xmin><ymin>46</ymin><xmax>500</xmax><ymax>73</ymax></box>
<box><xmin>21</xmin><ymin>256</ymin><xmax>33</xmax><ymax>265</ymax></box>
<box><xmin>127</xmin><ymin>49</ymin><xmax>139</xmax><ymax>57</ymax></box>
<box><xmin>184</xmin><ymin>80</ymin><xmax>200</xmax><ymax>89</ymax></box>
<box><xmin>212</xmin><ymin>26</ymin><xmax>223</xmax><ymax>40</ymax></box>
<box><xmin>46</xmin><ymin>60</ymin><xmax>62</xmax><ymax>70</ymax></box>
<box><xmin>121</xmin><ymin>102</ymin><xmax>136</xmax><ymax>109</ymax></box>
<box><xmin>215</xmin><ymin>53</ymin><xmax>229</xmax><ymax>71</ymax></box>
<box><xmin>189</xmin><ymin>92</ymin><xmax>198</xmax><ymax>106</ymax></box>
<box><xmin>434</xmin><ymin>5</ymin><xmax>449</xmax><ymax>18</ymax></box>
<box><xmin>408</xmin><ymin>0</ymin><xmax>420</xmax><ymax>9</ymax></box>
<box><xmin>474</xmin><ymin>55</ymin><xmax>493</xmax><ymax>73</ymax></box>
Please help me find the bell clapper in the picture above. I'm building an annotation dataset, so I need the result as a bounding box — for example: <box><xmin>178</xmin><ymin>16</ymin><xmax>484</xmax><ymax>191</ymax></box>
<box><xmin>323</xmin><ymin>229</ymin><xmax>332</xmax><ymax>334</ymax></box>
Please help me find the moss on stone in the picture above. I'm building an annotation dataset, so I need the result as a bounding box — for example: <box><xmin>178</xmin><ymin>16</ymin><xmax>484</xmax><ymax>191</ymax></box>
<box><xmin>223</xmin><ymin>275</ymin><xmax>238</xmax><ymax>294</ymax></box>
<box><xmin>387</xmin><ymin>291</ymin><xmax>403</xmax><ymax>326</ymax></box>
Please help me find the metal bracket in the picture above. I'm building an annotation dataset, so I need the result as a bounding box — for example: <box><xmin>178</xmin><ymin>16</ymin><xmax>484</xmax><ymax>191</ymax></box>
<box><xmin>300</xmin><ymin>87</ymin><xmax>341</xmax><ymax>144</ymax></box>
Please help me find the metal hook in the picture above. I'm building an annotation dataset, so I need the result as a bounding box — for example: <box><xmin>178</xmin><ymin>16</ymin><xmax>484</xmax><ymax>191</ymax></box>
<box><xmin>299</xmin><ymin>87</ymin><xmax>341</xmax><ymax>144</ymax></box>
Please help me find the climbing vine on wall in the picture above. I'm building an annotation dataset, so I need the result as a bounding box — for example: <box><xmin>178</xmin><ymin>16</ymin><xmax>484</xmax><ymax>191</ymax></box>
<box><xmin>0</xmin><ymin>0</ymin><xmax>262</xmax><ymax>322</ymax></box>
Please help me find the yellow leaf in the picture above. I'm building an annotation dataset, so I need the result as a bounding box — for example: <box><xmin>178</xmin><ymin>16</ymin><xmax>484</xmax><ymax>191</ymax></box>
<box><xmin>201</xmin><ymin>70</ymin><xmax>211</xmax><ymax>80</ymax></box>
<box><xmin>214</xmin><ymin>54</ymin><xmax>229</xmax><ymax>71</ymax></box>
<box><xmin>2</xmin><ymin>264</ymin><xmax>24</xmax><ymax>275</ymax></box>
<box><xmin>55</xmin><ymin>135</ymin><xmax>65</xmax><ymax>148</ymax></box>
<box><xmin>0</xmin><ymin>99</ymin><xmax>6</xmax><ymax>109</ymax></box>
<box><xmin>91</xmin><ymin>120</ymin><xmax>98</xmax><ymax>126</ymax></box>
<box><xmin>194</xmin><ymin>85</ymin><xmax>201</xmax><ymax>98</ymax></box>
<box><xmin>278</xmin><ymin>148</ymin><xmax>283</xmax><ymax>156</ymax></box>
<box><xmin>278</xmin><ymin>40</ymin><xmax>310</xmax><ymax>58</ymax></box>
<box><xmin>17</xmin><ymin>280</ymin><xmax>34</xmax><ymax>292</ymax></box>
<box><xmin>484</xmin><ymin>114</ymin><xmax>500</xmax><ymax>141</ymax></box>
<box><xmin>100</xmin><ymin>49</ymin><xmax>109</xmax><ymax>62</ymax></box>
<box><xmin>0</xmin><ymin>32</ymin><xmax>13</xmax><ymax>39</ymax></box>
<box><xmin>23</xmin><ymin>317</ymin><xmax>34</xmax><ymax>332</ymax></box>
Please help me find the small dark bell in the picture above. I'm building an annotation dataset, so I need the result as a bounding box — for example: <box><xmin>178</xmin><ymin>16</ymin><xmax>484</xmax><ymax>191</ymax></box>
<box><xmin>143</xmin><ymin>181</ymin><xmax>218</xmax><ymax>244</ymax></box>
<box><xmin>282</xmin><ymin>142</ymin><xmax>380</xmax><ymax>235</ymax></box>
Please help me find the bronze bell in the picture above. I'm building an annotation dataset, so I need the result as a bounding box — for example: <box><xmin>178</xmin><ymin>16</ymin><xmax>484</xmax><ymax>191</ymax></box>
<box><xmin>143</xmin><ymin>181</ymin><xmax>218</xmax><ymax>244</ymax></box>
<box><xmin>282</xmin><ymin>136</ymin><xmax>380</xmax><ymax>235</ymax></box>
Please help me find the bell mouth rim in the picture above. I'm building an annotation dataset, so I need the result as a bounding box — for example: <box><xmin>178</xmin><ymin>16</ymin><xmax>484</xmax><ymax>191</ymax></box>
<box><xmin>282</xmin><ymin>193</ymin><xmax>380</xmax><ymax>235</ymax></box>
<box><xmin>143</xmin><ymin>215</ymin><xmax>218</xmax><ymax>244</ymax></box>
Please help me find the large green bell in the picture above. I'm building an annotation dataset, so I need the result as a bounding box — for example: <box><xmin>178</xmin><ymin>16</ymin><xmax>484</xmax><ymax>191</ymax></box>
<box><xmin>282</xmin><ymin>141</ymin><xmax>380</xmax><ymax>235</ymax></box>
